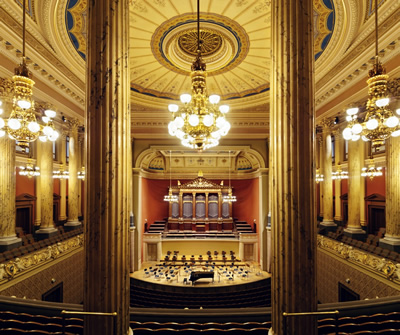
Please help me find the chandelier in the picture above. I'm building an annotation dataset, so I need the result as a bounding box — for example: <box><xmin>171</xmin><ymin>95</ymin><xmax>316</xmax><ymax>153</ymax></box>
<box><xmin>0</xmin><ymin>0</ymin><xmax>58</xmax><ymax>152</ymax></box>
<box><xmin>332</xmin><ymin>166</ymin><xmax>348</xmax><ymax>180</ymax></box>
<box><xmin>315</xmin><ymin>169</ymin><xmax>324</xmax><ymax>184</ymax></box>
<box><xmin>53</xmin><ymin>165</ymin><xmax>69</xmax><ymax>179</ymax></box>
<box><xmin>164</xmin><ymin>150</ymin><xmax>178</xmax><ymax>203</ymax></box>
<box><xmin>77</xmin><ymin>167</ymin><xmax>85</xmax><ymax>180</ymax></box>
<box><xmin>342</xmin><ymin>0</ymin><xmax>400</xmax><ymax>146</ymax></box>
<box><xmin>361</xmin><ymin>158</ymin><xmax>383</xmax><ymax>180</ymax></box>
<box><xmin>167</xmin><ymin>0</ymin><xmax>231</xmax><ymax>151</ymax></box>
<box><xmin>223</xmin><ymin>151</ymin><xmax>236</xmax><ymax>203</ymax></box>
<box><xmin>19</xmin><ymin>160</ymin><xmax>40</xmax><ymax>178</ymax></box>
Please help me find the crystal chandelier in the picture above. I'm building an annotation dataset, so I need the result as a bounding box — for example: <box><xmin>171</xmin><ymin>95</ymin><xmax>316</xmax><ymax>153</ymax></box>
<box><xmin>164</xmin><ymin>150</ymin><xmax>178</xmax><ymax>203</ymax></box>
<box><xmin>315</xmin><ymin>169</ymin><xmax>324</xmax><ymax>184</ymax></box>
<box><xmin>0</xmin><ymin>0</ymin><xmax>59</xmax><ymax>151</ymax></box>
<box><xmin>19</xmin><ymin>160</ymin><xmax>40</xmax><ymax>178</ymax></box>
<box><xmin>53</xmin><ymin>165</ymin><xmax>69</xmax><ymax>179</ymax></box>
<box><xmin>223</xmin><ymin>151</ymin><xmax>236</xmax><ymax>203</ymax></box>
<box><xmin>167</xmin><ymin>0</ymin><xmax>230</xmax><ymax>151</ymax></box>
<box><xmin>361</xmin><ymin>158</ymin><xmax>383</xmax><ymax>180</ymax></box>
<box><xmin>332</xmin><ymin>166</ymin><xmax>348</xmax><ymax>180</ymax></box>
<box><xmin>342</xmin><ymin>0</ymin><xmax>400</xmax><ymax>146</ymax></box>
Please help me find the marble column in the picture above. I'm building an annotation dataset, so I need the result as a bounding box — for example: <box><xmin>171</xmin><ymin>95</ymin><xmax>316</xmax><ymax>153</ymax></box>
<box><xmin>359</xmin><ymin>141</ymin><xmax>366</xmax><ymax>227</ymax></box>
<box><xmin>269</xmin><ymin>0</ymin><xmax>317</xmax><ymax>334</ymax></box>
<box><xmin>34</xmin><ymin>141</ymin><xmax>42</xmax><ymax>228</ymax></box>
<box><xmin>35</xmin><ymin>140</ymin><xmax>58</xmax><ymax>239</ymax></box>
<box><xmin>84</xmin><ymin>0</ymin><xmax>131</xmax><ymax>334</ymax></box>
<box><xmin>78</xmin><ymin>135</ymin><xmax>84</xmax><ymax>218</ymax></box>
<box><xmin>58</xmin><ymin>134</ymin><xmax>67</xmax><ymax>223</ymax></box>
<box><xmin>321</xmin><ymin>120</ymin><xmax>335</xmax><ymax>228</ymax></box>
<box><xmin>0</xmin><ymin>137</ymin><xmax>21</xmax><ymax>251</ymax></box>
<box><xmin>132</xmin><ymin>168</ymin><xmax>142</xmax><ymax>271</ymax></box>
<box><xmin>317</xmin><ymin>136</ymin><xmax>323</xmax><ymax>218</ymax></box>
<box><xmin>380</xmin><ymin>136</ymin><xmax>400</xmax><ymax>251</ymax></box>
<box><xmin>344</xmin><ymin>140</ymin><xmax>366</xmax><ymax>240</ymax></box>
<box><xmin>258</xmin><ymin>168</ymin><xmax>269</xmax><ymax>271</ymax></box>
<box><xmin>333</xmin><ymin>131</ymin><xmax>343</xmax><ymax>223</ymax></box>
<box><xmin>66</xmin><ymin>120</ymin><xmax>81</xmax><ymax>230</ymax></box>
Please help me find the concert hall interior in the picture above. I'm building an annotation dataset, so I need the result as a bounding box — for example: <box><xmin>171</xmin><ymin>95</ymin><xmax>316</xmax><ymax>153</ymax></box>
<box><xmin>1</xmin><ymin>0</ymin><xmax>400</xmax><ymax>334</ymax></box>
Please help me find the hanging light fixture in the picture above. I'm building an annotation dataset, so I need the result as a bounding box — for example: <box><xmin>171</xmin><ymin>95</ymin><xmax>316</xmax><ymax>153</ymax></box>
<box><xmin>19</xmin><ymin>159</ymin><xmax>40</xmax><ymax>178</ymax></box>
<box><xmin>53</xmin><ymin>165</ymin><xmax>69</xmax><ymax>179</ymax></box>
<box><xmin>167</xmin><ymin>0</ymin><xmax>231</xmax><ymax>151</ymax></box>
<box><xmin>77</xmin><ymin>167</ymin><xmax>85</xmax><ymax>180</ymax></box>
<box><xmin>332</xmin><ymin>166</ymin><xmax>348</xmax><ymax>180</ymax></box>
<box><xmin>164</xmin><ymin>150</ymin><xmax>178</xmax><ymax>203</ymax></box>
<box><xmin>361</xmin><ymin>158</ymin><xmax>383</xmax><ymax>180</ymax></box>
<box><xmin>342</xmin><ymin>0</ymin><xmax>400</xmax><ymax>146</ymax></box>
<box><xmin>0</xmin><ymin>0</ymin><xmax>59</xmax><ymax>152</ymax></box>
<box><xmin>315</xmin><ymin>169</ymin><xmax>324</xmax><ymax>184</ymax></box>
<box><xmin>223</xmin><ymin>151</ymin><xmax>236</xmax><ymax>203</ymax></box>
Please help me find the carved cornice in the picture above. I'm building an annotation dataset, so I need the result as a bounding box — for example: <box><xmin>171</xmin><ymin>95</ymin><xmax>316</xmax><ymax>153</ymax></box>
<box><xmin>0</xmin><ymin>234</ymin><xmax>83</xmax><ymax>283</ymax></box>
<box><xmin>318</xmin><ymin>235</ymin><xmax>400</xmax><ymax>286</ymax></box>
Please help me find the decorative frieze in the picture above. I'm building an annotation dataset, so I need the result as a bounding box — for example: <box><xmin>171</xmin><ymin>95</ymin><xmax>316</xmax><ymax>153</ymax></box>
<box><xmin>318</xmin><ymin>235</ymin><xmax>400</xmax><ymax>283</ymax></box>
<box><xmin>0</xmin><ymin>234</ymin><xmax>83</xmax><ymax>282</ymax></box>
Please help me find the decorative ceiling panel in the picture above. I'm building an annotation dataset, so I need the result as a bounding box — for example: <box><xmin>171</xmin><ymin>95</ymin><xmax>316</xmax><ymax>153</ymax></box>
<box><xmin>65</xmin><ymin>0</ymin><xmax>335</xmax><ymax>101</ymax></box>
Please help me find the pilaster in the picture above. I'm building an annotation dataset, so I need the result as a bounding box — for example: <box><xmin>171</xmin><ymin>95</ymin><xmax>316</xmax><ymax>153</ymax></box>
<box><xmin>58</xmin><ymin>133</ymin><xmax>67</xmax><ymax>223</ymax></box>
<box><xmin>259</xmin><ymin>168</ymin><xmax>269</xmax><ymax>271</ymax></box>
<box><xmin>269</xmin><ymin>0</ymin><xmax>317</xmax><ymax>333</ymax></box>
<box><xmin>84</xmin><ymin>0</ymin><xmax>131</xmax><ymax>333</ymax></box>
<box><xmin>333</xmin><ymin>130</ymin><xmax>343</xmax><ymax>223</ymax></box>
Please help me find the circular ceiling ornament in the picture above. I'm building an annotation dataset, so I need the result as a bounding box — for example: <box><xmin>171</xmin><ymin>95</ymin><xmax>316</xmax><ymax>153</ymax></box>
<box><xmin>151</xmin><ymin>13</ymin><xmax>250</xmax><ymax>76</ymax></box>
<box><xmin>178</xmin><ymin>29</ymin><xmax>222</xmax><ymax>57</ymax></box>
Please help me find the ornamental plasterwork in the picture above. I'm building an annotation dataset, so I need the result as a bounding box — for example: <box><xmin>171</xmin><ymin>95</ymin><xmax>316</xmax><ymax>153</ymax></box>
<box><xmin>318</xmin><ymin>235</ymin><xmax>400</xmax><ymax>284</ymax></box>
<box><xmin>178</xmin><ymin>176</ymin><xmax>229</xmax><ymax>190</ymax></box>
<box><xmin>0</xmin><ymin>235</ymin><xmax>83</xmax><ymax>283</ymax></box>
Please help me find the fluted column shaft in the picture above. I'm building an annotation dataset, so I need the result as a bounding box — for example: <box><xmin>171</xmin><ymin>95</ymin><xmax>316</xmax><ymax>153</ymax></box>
<box><xmin>359</xmin><ymin>142</ymin><xmax>366</xmax><ymax>226</ymax></box>
<box><xmin>344</xmin><ymin>140</ymin><xmax>365</xmax><ymax>239</ymax></box>
<box><xmin>67</xmin><ymin>122</ymin><xmax>80</xmax><ymax>226</ymax></box>
<box><xmin>322</xmin><ymin>127</ymin><xmax>334</xmax><ymax>224</ymax></box>
<box><xmin>380</xmin><ymin>137</ymin><xmax>400</xmax><ymax>251</ymax></box>
<box><xmin>270</xmin><ymin>1</ymin><xmax>317</xmax><ymax>334</ymax></box>
<box><xmin>318</xmin><ymin>136</ymin><xmax>323</xmax><ymax>217</ymax></box>
<box><xmin>84</xmin><ymin>0</ymin><xmax>131</xmax><ymax>334</ymax></box>
<box><xmin>35</xmin><ymin>142</ymin><xmax>42</xmax><ymax>227</ymax></box>
<box><xmin>334</xmin><ymin>131</ymin><xmax>343</xmax><ymax>222</ymax></box>
<box><xmin>59</xmin><ymin>135</ymin><xmax>67</xmax><ymax>222</ymax></box>
<box><xmin>78</xmin><ymin>136</ymin><xmax>84</xmax><ymax>218</ymax></box>
<box><xmin>0</xmin><ymin>137</ymin><xmax>21</xmax><ymax>251</ymax></box>
<box><xmin>259</xmin><ymin>168</ymin><xmax>269</xmax><ymax>271</ymax></box>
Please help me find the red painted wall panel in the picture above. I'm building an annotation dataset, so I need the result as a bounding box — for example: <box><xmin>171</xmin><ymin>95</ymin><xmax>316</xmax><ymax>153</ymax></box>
<box><xmin>16</xmin><ymin>168</ymin><xmax>35</xmax><ymax>196</ymax></box>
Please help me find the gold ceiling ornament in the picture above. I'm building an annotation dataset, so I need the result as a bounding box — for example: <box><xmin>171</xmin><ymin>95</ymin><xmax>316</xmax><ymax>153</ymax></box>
<box><xmin>0</xmin><ymin>0</ymin><xmax>59</xmax><ymax>152</ymax></box>
<box><xmin>178</xmin><ymin>29</ymin><xmax>223</xmax><ymax>57</ymax></box>
<box><xmin>167</xmin><ymin>0</ymin><xmax>231</xmax><ymax>151</ymax></box>
<box><xmin>222</xmin><ymin>150</ymin><xmax>236</xmax><ymax>203</ymax></box>
<box><xmin>361</xmin><ymin>158</ymin><xmax>383</xmax><ymax>180</ymax></box>
<box><xmin>19</xmin><ymin>159</ymin><xmax>40</xmax><ymax>178</ymax></box>
<box><xmin>342</xmin><ymin>0</ymin><xmax>400</xmax><ymax>147</ymax></box>
<box><xmin>164</xmin><ymin>150</ymin><xmax>178</xmax><ymax>203</ymax></box>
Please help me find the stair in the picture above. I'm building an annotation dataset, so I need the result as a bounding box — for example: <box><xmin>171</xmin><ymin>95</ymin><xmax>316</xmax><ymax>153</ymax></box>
<box><xmin>148</xmin><ymin>220</ymin><xmax>166</xmax><ymax>233</ymax></box>
<box><xmin>235</xmin><ymin>221</ymin><xmax>253</xmax><ymax>233</ymax></box>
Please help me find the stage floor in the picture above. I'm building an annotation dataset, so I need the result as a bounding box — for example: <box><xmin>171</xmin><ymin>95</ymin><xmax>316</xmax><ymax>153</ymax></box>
<box><xmin>132</xmin><ymin>260</ymin><xmax>270</xmax><ymax>288</ymax></box>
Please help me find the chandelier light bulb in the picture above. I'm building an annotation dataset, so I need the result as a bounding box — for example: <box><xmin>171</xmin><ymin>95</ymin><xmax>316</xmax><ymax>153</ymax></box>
<box><xmin>385</xmin><ymin>116</ymin><xmax>399</xmax><ymax>128</ymax></box>
<box><xmin>168</xmin><ymin>121</ymin><xmax>177</xmax><ymax>135</ymax></box>
<box><xmin>175</xmin><ymin>116</ymin><xmax>184</xmax><ymax>128</ymax></box>
<box><xmin>8</xmin><ymin>118</ymin><xmax>21</xmax><ymax>130</ymax></box>
<box><xmin>351</xmin><ymin>123</ymin><xmax>363</xmax><ymax>134</ymax></box>
<box><xmin>42</xmin><ymin>116</ymin><xmax>50</xmax><ymax>123</ymax></box>
<box><xmin>209</xmin><ymin>94</ymin><xmax>220</xmax><ymax>104</ymax></box>
<box><xmin>351</xmin><ymin>134</ymin><xmax>360</xmax><ymax>141</ymax></box>
<box><xmin>342</xmin><ymin>127</ymin><xmax>353</xmax><ymax>140</ymax></box>
<box><xmin>43</xmin><ymin>125</ymin><xmax>54</xmax><ymax>136</ymax></box>
<box><xmin>0</xmin><ymin>100</ymin><xmax>2</xmax><ymax>106</ymax></box>
<box><xmin>44</xmin><ymin>109</ymin><xmax>56</xmax><ymax>118</ymax></box>
<box><xmin>396</xmin><ymin>109</ymin><xmax>400</xmax><ymax>116</ymax></box>
<box><xmin>203</xmin><ymin>114</ymin><xmax>214</xmax><ymax>127</ymax></box>
<box><xmin>219</xmin><ymin>105</ymin><xmax>230</xmax><ymax>114</ymax></box>
<box><xmin>366</xmin><ymin>118</ymin><xmax>379</xmax><ymax>130</ymax></box>
<box><xmin>180</xmin><ymin>94</ymin><xmax>192</xmax><ymax>104</ymax></box>
<box><xmin>17</xmin><ymin>99</ymin><xmax>31</xmax><ymax>110</ymax></box>
<box><xmin>49</xmin><ymin>130</ymin><xmax>59</xmax><ymax>141</ymax></box>
<box><xmin>27</xmin><ymin>121</ymin><xmax>40</xmax><ymax>133</ymax></box>
<box><xmin>346</xmin><ymin>107</ymin><xmax>359</xmax><ymax>116</ymax></box>
<box><xmin>0</xmin><ymin>118</ymin><xmax>5</xmax><ymax>128</ymax></box>
<box><xmin>0</xmin><ymin>108</ymin><xmax>3</xmax><ymax>115</ymax></box>
<box><xmin>39</xmin><ymin>135</ymin><xmax>47</xmax><ymax>142</ymax></box>
<box><xmin>392</xmin><ymin>130</ymin><xmax>400</xmax><ymax>137</ymax></box>
<box><xmin>345</xmin><ymin>115</ymin><xmax>352</xmax><ymax>122</ymax></box>
<box><xmin>0</xmin><ymin>130</ymin><xmax>5</xmax><ymax>137</ymax></box>
<box><xmin>362</xmin><ymin>135</ymin><xmax>369</xmax><ymax>142</ymax></box>
<box><xmin>375</xmin><ymin>97</ymin><xmax>390</xmax><ymax>107</ymax></box>
<box><xmin>175</xmin><ymin>129</ymin><xmax>185</xmax><ymax>140</ymax></box>
<box><xmin>168</xmin><ymin>104</ymin><xmax>179</xmax><ymax>113</ymax></box>
<box><xmin>188</xmin><ymin>114</ymin><xmax>199</xmax><ymax>126</ymax></box>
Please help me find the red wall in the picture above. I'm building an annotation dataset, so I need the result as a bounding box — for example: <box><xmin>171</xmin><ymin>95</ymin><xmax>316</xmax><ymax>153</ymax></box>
<box><xmin>141</xmin><ymin>177</ymin><xmax>260</xmax><ymax>230</ymax></box>
<box><xmin>366</xmin><ymin>168</ymin><xmax>385</xmax><ymax>197</ymax></box>
<box><xmin>16</xmin><ymin>168</ymin><xmax>35</xmax><ymax>196</ymax></box>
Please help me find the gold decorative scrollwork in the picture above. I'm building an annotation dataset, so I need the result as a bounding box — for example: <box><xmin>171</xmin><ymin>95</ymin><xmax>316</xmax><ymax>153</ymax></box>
<box><xmin>383</xmin><ymin>261</ymin><xmax>396</xmax><ymax>278</ymax></box>
<box><xmin>5</xmin><ymin>261</ymin><xmax>18</xmax><ymax>278</ymax></box>
<box><xmin>178</xmin><ymin>29</ymin><xmax>223</xmax><ymax>57</ymax></box>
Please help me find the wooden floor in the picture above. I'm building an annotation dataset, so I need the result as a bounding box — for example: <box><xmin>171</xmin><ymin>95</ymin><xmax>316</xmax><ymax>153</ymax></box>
<box><xmin>132</xmin><ymin>259</ymin><xmax>270</xmax><ymax>288</ymax></box>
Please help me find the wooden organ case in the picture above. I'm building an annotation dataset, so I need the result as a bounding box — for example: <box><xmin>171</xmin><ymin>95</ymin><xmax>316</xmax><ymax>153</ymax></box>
<box><xmin>167</xmin><ymin>175</ymin><xmax>234</xmax><ymax>233</ymax></box>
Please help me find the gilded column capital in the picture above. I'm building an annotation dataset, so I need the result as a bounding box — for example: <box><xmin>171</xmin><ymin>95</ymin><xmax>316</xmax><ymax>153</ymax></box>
<box><xmin>66</xmin><ymin>118</ymin><xmax>80</xmax><ymax>133</ymax></box>
<box><xmin>0</xmin><ymin>77</ymin><xmax>14</xmax><ymax>101</ymax></box>
<box><xmin>319</xmin><ymin>117</ymin><xmax>336</xmax><ymax>133</ymax></box>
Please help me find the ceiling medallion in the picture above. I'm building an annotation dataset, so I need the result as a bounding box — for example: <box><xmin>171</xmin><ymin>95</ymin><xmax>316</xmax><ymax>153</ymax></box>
<box><xmin>178</xmin><ymin>29</ymin><xmax>222</xmax><ymax>57</ymax></box>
